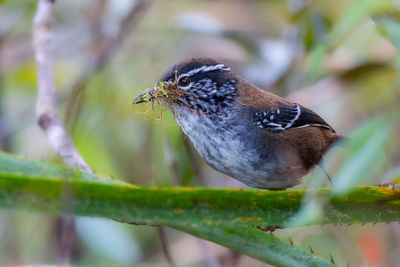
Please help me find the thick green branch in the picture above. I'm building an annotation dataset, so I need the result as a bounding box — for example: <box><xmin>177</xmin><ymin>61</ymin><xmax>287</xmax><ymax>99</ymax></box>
<box><xmin>0</xmin><ymin>152</ymin><xmax>399</xmax><ymax>227</ymax></box>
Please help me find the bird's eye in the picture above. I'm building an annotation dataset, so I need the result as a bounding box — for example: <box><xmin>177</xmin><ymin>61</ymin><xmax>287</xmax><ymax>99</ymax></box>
<box><xmin>178</xmin><ymin>76</ymin><xmax>191</xmax><ymax>88</ymax></box>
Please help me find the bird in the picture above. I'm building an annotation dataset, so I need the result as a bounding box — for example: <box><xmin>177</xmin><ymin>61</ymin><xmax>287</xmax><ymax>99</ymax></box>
<box><xmin>132</xmin><ymin>58</ymin><xmax>340</xmax><ymax>189</ymax></box>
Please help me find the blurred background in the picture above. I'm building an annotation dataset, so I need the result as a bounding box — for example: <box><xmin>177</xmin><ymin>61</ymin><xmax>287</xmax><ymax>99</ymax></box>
<box><xmin>0</xmin><ymin>0</ymin><xmax>399</xmax><ymax>266</ymax></box>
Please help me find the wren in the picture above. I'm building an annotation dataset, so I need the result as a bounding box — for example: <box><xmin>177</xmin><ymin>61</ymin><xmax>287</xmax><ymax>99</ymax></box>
<box><xmin>133</xmin><ymin>58</ymin><xmax>339</xmax><ymax>189</ymax></box>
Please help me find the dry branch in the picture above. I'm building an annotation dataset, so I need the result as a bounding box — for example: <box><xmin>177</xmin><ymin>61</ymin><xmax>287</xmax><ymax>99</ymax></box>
<box><xmin>33</xmin><ymin>0</ymin><xmax>92</xmax><ymax>173</ymax></box>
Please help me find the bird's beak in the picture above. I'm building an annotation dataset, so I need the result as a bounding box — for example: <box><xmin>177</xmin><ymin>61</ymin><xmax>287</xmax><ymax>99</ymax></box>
<box><xmin>132</xmin><ymin>82</ymin><xmax>178</xmax><ymax>105</ymax></box>
<box><xmin>132</xmin><ymin>88</ymin><xmax>156</xmax><ymax>104</ymax></box>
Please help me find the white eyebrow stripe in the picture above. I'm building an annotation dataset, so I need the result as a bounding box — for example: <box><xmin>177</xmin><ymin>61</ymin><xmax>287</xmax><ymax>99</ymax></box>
<box><xmin>183</xmin><ymin>64</ymin><xmax>230</xmax><ymax>77</ymax></box>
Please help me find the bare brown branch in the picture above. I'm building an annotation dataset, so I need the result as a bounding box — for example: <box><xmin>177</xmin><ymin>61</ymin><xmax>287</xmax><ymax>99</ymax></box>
<box><xmin>33</xmin><ymin>0</ymin><xmax>92</xmax><ymax>173</ymax></box>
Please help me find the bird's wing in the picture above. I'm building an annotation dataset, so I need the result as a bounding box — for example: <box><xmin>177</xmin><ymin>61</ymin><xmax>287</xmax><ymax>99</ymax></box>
<box><xmin>253</xmin><ymin>104</ymin><xmax>334</xmax><ymax>132</ymax></box>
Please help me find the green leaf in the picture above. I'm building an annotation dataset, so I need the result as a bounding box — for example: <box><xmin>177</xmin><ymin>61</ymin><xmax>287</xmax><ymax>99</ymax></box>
<box><xmin>327</xmin><ymin>0</ymin><xmax>392</xmax><ymax>46</ymax></box>
<box><xmin>172</xmin><ymin>223</ymin><xmax>334</xmax><ymax>267</ymax></box>
<box><xmin>287</xmin><ymin>198</ymin><xmax>324</xmax><ymax>227</ymax></box>
<box><xmin>373</xmin><ymin>15</ymin><xmax>400</xmax><ymax>91</ymax></box>
<box><xmin>374</xmin><ymin>16</ymin><xmax>400</xmax><ymax>49</ymax></box>
<box><xmin>306</xmin><ymin>0</ymin><xmax>393</xmax><ymax>81</ymax></box>
<box><xmin>333</xmin><ymin>119</ymin><xmax>391</xmax><ymax>194</ymax></box>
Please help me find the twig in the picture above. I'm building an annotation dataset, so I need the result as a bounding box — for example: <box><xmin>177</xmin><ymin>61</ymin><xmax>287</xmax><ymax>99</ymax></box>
<box><xmin>33</xmin><ymin>0</ymin><xmax>92</xmax><ymax>173</ymax></box>
<box><xmin>157</xmin><ymin>226</ymin><xmax>176</xmax><ymax>267</ymax></box>
<box><xmin>0</xmin><ymin>36</ymin><xmax>11</xmax><ymax>152</ymax></box>
<box><xmin>65</xmin><ymin>0</ymin><xmax>152</xmax><ymax>130</ymax></box>
<box><xmin>55</xmin><ymin>215</ymin><xmax>78</xmax><ymax>263</ymax></box>
<box><xmin>196</xmin><ymin>238</ymin><xmax>222</xmax><ymax>267</ymax></box>
<box><xmin>218</xmin><ymin>250</ymin><xmax>240</xmax><ymax>267</ymax></box>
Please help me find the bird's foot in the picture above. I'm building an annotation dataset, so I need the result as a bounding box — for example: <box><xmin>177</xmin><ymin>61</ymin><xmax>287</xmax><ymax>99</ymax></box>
<box><xmin>256</xmin><ymin>225</ymin><xmax>281</xmax><ymax>232</ymax></box>
<box><xmin>377</xmin><ymin>181</ymin><xmax>400</xmax><ymax>190</ymax></box>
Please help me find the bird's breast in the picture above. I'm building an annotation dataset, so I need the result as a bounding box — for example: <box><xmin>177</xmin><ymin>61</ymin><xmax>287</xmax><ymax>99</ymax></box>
<box><xmin>172</xmin><ymin>107</ymin><xmax>279</xmax><ymax>185</ymax></box>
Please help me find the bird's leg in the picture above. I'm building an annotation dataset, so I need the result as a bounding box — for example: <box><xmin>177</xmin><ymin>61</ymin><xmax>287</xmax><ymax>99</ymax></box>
<box><xmin>318</xmin><ymin>162</ymin><xmax>333</xmax><ymax>185</ymax></box>
<box><xmin>256</xmin><ymin>225</ymin><xmax>281</xmax><ymax>232</ymax></box>
<box><xmin>377</xmin><ymin>181</ymin><xmax>400</xmax><ymax>190</ymax></box>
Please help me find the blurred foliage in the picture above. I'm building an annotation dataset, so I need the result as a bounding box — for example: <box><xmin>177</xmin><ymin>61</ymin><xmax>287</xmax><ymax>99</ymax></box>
<box><xmin>0</xmin><ymin>0</ymin><xmax>399</xmax><ymax>266</ymax></box>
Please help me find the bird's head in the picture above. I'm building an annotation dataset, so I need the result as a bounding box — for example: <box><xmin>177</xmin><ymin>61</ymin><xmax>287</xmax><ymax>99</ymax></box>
<box><xmin>132</xmin><ymin>58</ymin><xmax>238</xmax><ymax>113</ymax></box>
